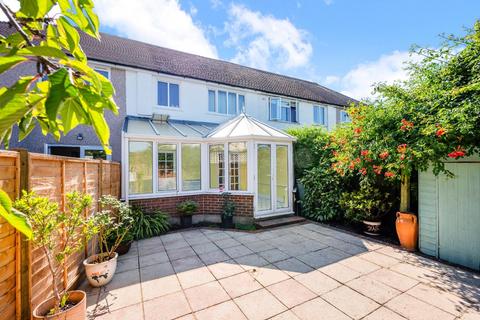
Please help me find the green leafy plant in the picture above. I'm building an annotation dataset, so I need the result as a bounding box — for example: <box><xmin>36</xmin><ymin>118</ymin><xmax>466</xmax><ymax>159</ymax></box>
<box><xmin>176</xmin><ymin>200</ymin><xmax>198</xmax><ymax>216</ymax></box>
<box><xmin>0</xmin><ymin>0</ymin><xmax>117</xmax><ymax>236</ymax></box>
<box><xmin>221</xmin><ymin>192</ymin><xmax>236</xmax><ymax>217</ymax></box>
<box><xmin>13</xmin><ymin>191</ymin><xmax>95</xmax><ymax>315</ymax></box>
<box><xmin>340</xmin><ymin>180</ymin><xmax>394</xmax><ymax>222</ymax></box>
<box><xmin>94</xmin><ymin>195</ymin><xmax>133</xmax><ymax>263</ymax></box>
<box><xmin>131</xmin><ymin>208</ymin><xmax>170</xmax><ymax>240</ymax></box>
<box><xmin>0</xmin><ymin>189</ymin><xmax>32</xmax><ymax>239</ymax></box>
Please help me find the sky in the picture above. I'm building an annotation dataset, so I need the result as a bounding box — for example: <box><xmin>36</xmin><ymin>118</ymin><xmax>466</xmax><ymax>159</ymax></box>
<box><xmin>2</xmin><ymin>0</ymin><xmax>480</xmax><ymax>99</ymax></box>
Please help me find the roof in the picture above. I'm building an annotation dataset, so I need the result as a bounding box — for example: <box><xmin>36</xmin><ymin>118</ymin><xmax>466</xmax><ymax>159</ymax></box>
<box><xmin>207</xmin><ymin>113</ymin><xmax>294</xmax><ymax>141</ymax></box>
<box><xmin>124</xmin><ymin>116</ymin><xmax>218</xmax><ymax>138</ymax></box>
<box><xmin>0</xmin><ymin>22</ymin><xmax>356</xmax><ymax>107</ymax></box>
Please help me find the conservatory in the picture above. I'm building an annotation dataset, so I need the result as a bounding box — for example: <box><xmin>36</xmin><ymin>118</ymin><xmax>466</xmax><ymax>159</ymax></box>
<box><xmin>122</xmin><ymin>113</ymin><xmax>296</xmax><ymax>220</ymax></box>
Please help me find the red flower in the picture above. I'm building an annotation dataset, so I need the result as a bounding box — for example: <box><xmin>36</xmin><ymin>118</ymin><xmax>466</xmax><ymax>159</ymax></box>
<box><xmin>397</xmin><ymin>144</ymin><xmax>407</xmax><ymax>153</ymax></box>
<box><xmin>332</xmin><ymin>150</ymin><xmax>339</xmax><ymax>157</ymax></box>
<box><xmin>354</xmin><ymin>127</ymin><xmax>362</xmax><ymax>135</ymax></box>
<box><xmin>384</xmin><ymin>171</ymin><xmax>395</xmax><ymax>178</ymax></box>
<box><xmin>360</xmin><ymin>150</ymin><xmax>369</xmax><ymax>156</ymax></box>
<box><xmin>359</xmin><ymin>168</ymin><xmax>367</xmax><ymax>175</ymax></box>
<box><xmin>354</xmin><ymin>157</ymin><xmax>361</xmax><ymax>164</ymax></box>
<box><xmin>348</xmin><ymin>161</ymin><xmax>355</xmax><ymax>170</ymax></box>
<box><xmin>373</xmin><ymin>165</ymin><xmax>382</xmax><ymax>175</ymax></box>
<box><xmin>400</xmin><ymin>154</ymin><xmax>406</xmax><ymax>160</ymax></box>
<box><xmin>448</xmin><ymin>146</ymin><xmax>466</xmax><ymax>159</ymax></box>
<box><xmin>400</xmin><ymin>118</ymin><xmax>414</xmax><ymax>131</ymax></box>
<box><xmin>379</xmin><ymin>151</ymin><xmax>389</xmax><ymax>159</ymax></box>
<box><xmin>436</xmin><ymin>128</ymin><xmax>446</xmax><ymax>137</ymax></box>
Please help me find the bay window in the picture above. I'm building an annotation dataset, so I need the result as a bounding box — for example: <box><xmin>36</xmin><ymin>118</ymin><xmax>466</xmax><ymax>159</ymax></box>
<box><xmin>209</xmin><ymin>144</ymin><xmax>225</xmax><ymax>189</ymax></box>
<box><xmin>182</xmin><ymin>144</ymin><xmax>201</xmax><ymax>191</ymax></box>
<box><xmin>129</xmin><ymin>141</ymin><xmax>153</xmax><ymax>194</ymax></box>
<box><xmin>229</xmin><ymin>142</ymin><xmax>247</xmax><ymax>191</ymax></box>
<box><xmin>157</xmin><ymin>144</ymin><xmax>177</xmax><ymax>191</ymax></box>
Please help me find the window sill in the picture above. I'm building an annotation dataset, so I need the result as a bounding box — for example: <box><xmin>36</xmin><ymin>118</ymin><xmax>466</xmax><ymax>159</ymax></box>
<box><xmin>155</xmin><ymin>105</ymin><xmax>182</xmax><ymax>112</ymax></box>
<box><xmin>126</xmin><ymin>190</ymin><xmax>254</xmax><ymax>200</ymax></box>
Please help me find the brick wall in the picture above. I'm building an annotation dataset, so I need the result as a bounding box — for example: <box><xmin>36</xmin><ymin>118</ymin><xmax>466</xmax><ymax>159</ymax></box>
<box><xmin>130</xmin><ymin>193</ymin><xmax>255</xmax><ymax>217</ymax></box>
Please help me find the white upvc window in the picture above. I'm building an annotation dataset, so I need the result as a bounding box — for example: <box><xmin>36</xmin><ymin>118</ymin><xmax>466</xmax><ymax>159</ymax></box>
<box><xmin>313</xmin><ymin>105</ymin><xmax>326</xmax><ymax>125</ymax></box>
<box><xmin>94</xmin><ymin>67</ymin><xmax>110</xmax><ymax>79</ymax></box>
<box><xmin>208</xmin><ymin>89</ymin><xmax>245</xmax><ymax>115</ymax></box>
<box><xmin>157</xmin><ymin>144</ymin><xmax>177</xmax><ymax>192</ymax></box>
<box><xmin>269</xmin><ymin>97</ymin><xmax>298</xmax><ymax>123</ymax></box>
<box><xmin>157</xmin><ymin>81</ymin><xmax>180</xmax><ymax>108</ymax></box>
<box><xmin>340</xmin><ymin>110</ymin><xmax>350</xmax><ymax>123</ymax></box>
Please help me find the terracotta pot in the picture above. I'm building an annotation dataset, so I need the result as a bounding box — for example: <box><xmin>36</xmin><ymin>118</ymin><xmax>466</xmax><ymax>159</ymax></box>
<box><xmin>363</xmin><ymin>220</ymin><xmax>381</xmax><ymax>236</ymax></box>
<box><xmin>396</xmin><ymin>212</ymin><xmax>418</xmax><ymax>251</ymax></box>
<box><xmin>83</xmin><ymin>252</ymin><xmax>118</xmax><ymax>287</ymax></box>
<box><xmin>32</xmin><ymin>290</ymin><xmax>86</xmax><ymax>320</ymax></box>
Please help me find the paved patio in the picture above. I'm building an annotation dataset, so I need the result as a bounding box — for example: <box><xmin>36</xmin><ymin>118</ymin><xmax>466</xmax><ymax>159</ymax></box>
<box><xmin>83</xmin><ymin>223</ymin><xmax>480</xmax><ymax>320</ymax></box>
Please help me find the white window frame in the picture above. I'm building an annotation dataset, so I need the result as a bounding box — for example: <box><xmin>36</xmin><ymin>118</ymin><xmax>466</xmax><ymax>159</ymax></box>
<box><xmin>208</xmin><ymin>89</ymin><xmax>245</xmax><ymax>115</ymax></box>
<box><xmin>180</xmin><ymin>143</ymin><xmax>202</xmax><ymax>192</ymax></box>
<box><xmin>340</xmin><ymin>110</ymin><xmax>350</xmax><ymax>123</ymax></box>
<box><xmin>157</xmin><ymin>81</ymin><xmax>180</xmax><ymax>108</ymax></box>
<box><xmin>269</xmin><ymin>97</ymin><xmax>299</xmax><ymax>123</ymax></box>
<box><xmin>157</xmin><ymin>143</ymin><xmax>178</xmax><ymax>192</ymax></box>
<box><xmin>313</xmin><ymin>105</ymin><xmax>327</xmax><ymax>126</ymax></box>
<box><xmin>45</xmin><ymin>144</ymin><xmax>112</xmax><ymax>160</ymax></box>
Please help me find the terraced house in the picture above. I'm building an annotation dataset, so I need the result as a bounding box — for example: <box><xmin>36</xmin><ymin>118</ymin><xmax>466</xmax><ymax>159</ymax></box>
<box><xmin>0</xmin><ymin>22</ymin><xmax>355</xmax><ymax>223</ymax></box>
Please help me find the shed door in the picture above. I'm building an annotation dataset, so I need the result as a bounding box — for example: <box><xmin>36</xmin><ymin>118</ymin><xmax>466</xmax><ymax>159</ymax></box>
<box><xmin>438</xmin><ymin>163</ymin><xmax>480</xmax><ymax>270</ymax></box>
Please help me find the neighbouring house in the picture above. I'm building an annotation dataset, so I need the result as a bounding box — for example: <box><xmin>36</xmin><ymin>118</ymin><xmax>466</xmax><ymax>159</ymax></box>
<box><xmin>0</xmin><ymin>22</ymin><xmax>355</xmax><ymax>223</ymax></box>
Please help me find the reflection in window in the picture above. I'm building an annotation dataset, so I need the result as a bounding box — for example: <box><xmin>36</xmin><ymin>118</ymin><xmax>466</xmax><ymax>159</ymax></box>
<box><xmin>129</xmin><ymin>141</ymin><xmax>153</xmax><ymax>194</ymax></box>
<box><xmin>209</xmin><ymin>144</ymin><xmax>225</xmax><ymax>189</ymax></box>
<box><xmin>276</xmin><ymin>145</ymin><xmax>289</xmax><ymax>209</ymax></box>
<box><xmin>313</xmin><ymin>106</ymin><xmax>326</xmax><ymax>125</ymax></box>
<box><xmin>229</xmin><ymin>142</ymin><xmax>247</xmax><ymax>191</ymax></box>
<box><xmin>158</xmin><ymin>144</ymin><xmax>177</xmax><ymax>191</ymax></box>
<box><xmin>208</xmin><ymin>90</ymin><xmax>216</xmax><ymax>112</ymax></box>
<box><xmin>182</xmin><ymin>144</ymin><xmax>201</xmax><ymax>191</ymax></box>
<box><xmin>218</xmin><ymin>91</ymin><xmax>227</xmax><ymax>114</ymax></box>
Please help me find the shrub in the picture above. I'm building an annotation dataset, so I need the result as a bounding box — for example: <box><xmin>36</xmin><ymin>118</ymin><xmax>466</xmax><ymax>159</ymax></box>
<box><xmin>131</xmin><ymin>208</ymin><xmax>170</xmax><ymax>240</ymax></box>
<box><xmin>340</xmin><ymin>179</ymin><xmax>394</xmax><ymax>223</ymax></box>
<box><xmin>176</xmin><ymin>200</ymin><xmax>198</xmax><ymax>216</ymax></box>
<box><xmin>221</xmin><ymin>192</ymin><xmax>236</xmax><ymax>217</ymax></box>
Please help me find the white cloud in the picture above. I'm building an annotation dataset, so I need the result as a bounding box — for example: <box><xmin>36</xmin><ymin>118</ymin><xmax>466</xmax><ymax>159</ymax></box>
<box><xmin>327</xmin><ymin>50</ymin><xmax>418</xmax><ymax>100</ymax></box>
<box><xmin>210</xmin><ymin>0</ymin><xmax>223</xmax><ymax>9</ymax></box>
<box><xmin>226</xmin><ymin>4</ymin><xmax>313</xmax><ymax>71</ymax></box>
<box><xmin>94</xmin><ymin>0</ymin><xmax>217</xmax><ymax>58</ymax></box>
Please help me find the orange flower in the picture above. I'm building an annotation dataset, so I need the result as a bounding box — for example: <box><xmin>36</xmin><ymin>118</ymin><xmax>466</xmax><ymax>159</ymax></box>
<box><xmin>400</xmin><ymin>118</ymin><xmax>414</xmax><ymax>131</ymax></box>
<box><xmin>354</xmin><ymin>127</ymin><xmax>362</xmax><ymax>135</ymax></box>
<box><xmin>448</xmin><ymin>146</ymin><xmax>466</xmax><ymax>159</ymax></box>
<box><xmin>373</xmin><ymin>165</ymin><xmax>382</xmax><ymax>175</ymax></box>
<box><xmin>360</xmin><ymin>150</ymin><xmax>369</xmax><ymax>156</ymax></box>
<box><xmin>359</xmin><ymin>168</ymin><xmax>367</xmax><ymax>175</ymax></box>
<box><xmin>384</xmin><ymin>171</ymin><xmax>395</xmax><ymax>178</ymax></box>
<box><xmin>379</xmin><ymin>151</ymin><xmax>389</xmax><ymax>159</ymax></box>
<box><xmin>436</xmin><ymin>128</ymin><xmax>446</xmax><ymax>137</ymax></box>
<box><xmin>397</xmin><ymin>144</ymin><xmax>407</xmax><ymax>153</ymax></box>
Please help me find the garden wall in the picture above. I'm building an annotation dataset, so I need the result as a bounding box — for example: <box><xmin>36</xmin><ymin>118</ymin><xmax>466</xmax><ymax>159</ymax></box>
<box><xmin>0</xmin><ymin>150</ymin><xmax>120</xmax><ymax>320</ymax></box>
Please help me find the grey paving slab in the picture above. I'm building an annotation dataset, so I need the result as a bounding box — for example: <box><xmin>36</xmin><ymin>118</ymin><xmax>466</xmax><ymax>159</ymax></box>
<box><xmin>84</xmin><ymin>224</ymin><xmax>480</xmax><ymax>320</ymax></box>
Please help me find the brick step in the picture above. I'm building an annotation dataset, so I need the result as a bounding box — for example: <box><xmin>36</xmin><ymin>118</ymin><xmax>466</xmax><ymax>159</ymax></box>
<box><xmin>255</xmin><ymin>215</ymin><xmax>306</xmax><ymax>229</ymax></box>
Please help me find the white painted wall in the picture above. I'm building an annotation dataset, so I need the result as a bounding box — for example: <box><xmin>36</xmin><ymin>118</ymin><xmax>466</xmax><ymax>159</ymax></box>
<box><xmin>125</xmin><ymin>68</ymin><xmax>345</xmax><ymax>131</ymax></box>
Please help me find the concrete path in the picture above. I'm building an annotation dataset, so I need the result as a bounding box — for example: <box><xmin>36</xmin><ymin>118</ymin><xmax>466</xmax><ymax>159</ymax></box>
<box><xmin>83</xmin><ymin>223</ymin><xmax>480</xmax><ymax>320</ymax></box>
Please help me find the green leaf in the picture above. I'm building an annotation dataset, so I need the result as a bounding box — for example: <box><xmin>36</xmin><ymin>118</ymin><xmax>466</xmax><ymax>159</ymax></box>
<box><xmin>59</xmin><ymin>97</ymin><xmax>88</xmax><ymax>133</ymax></box>
<box><xmin>0</xmin><ymin>56</ymin><xmax>27</xmax><ymax>73</ymax></box>
<box><xmin>17</xmin><ymin>46</ymin><xmax>68</xmax><ymax>60</ymax></box>
<box><xmin>0</xmin><ymin>77</ymin><xmax>35</xmax><ymax>135</ymax></box>
<box><xmin>18</xmin><ymin>0</ymin><xmax>54</xmax><ymax>19</ymax></box>
<box><xmin>0</xmin><ymin>190</ymin><xmax>32</xmax><ymax>240</ymax></box>
<box><xmin>44</xmin><ymin>68</ymin><xmax>70</xmax><ymax>122</ymax></box>
<box><xmin>57</xmin><ymin>17</ymin><xmax>86</xmax><ymax>62</ymax></box>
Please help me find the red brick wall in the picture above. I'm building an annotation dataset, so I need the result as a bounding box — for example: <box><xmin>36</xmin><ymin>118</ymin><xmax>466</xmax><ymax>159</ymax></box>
<box><xmin>130</xmin><ymin>193</ymin><xmax>254</xmax><ymax>217</ymax></box>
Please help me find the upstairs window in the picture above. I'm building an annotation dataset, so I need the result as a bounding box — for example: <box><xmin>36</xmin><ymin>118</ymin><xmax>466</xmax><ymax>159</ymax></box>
<box><xmin>208</xmin><ymin>89</ymin><xmax>244</xmax><ymax>115</ymax></box>
<box><xmin>340</xmin><ymin>110</ymin><xmax>350</xmax><ymax>122</ymax></box>
<box><xmin>269</xmin><ymin>97</ymin><xmax>298</xmax><ymax>123</ymax></box>
<box><xmin>157</xmin><ymin>81</ymin><xmax>180</xmax><ymax>107</ymax></box>
<box><xmin>313</xmin><ymin>106</ymin><xmax>326</xmax><ymax>125</ymax></box>
<box><xmin>94</xmin><ymin>68</ymin><xmax>110</xmax><ymax>79</ymax></box>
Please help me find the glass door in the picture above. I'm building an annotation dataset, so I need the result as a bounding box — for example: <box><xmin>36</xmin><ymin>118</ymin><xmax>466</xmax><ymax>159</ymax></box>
<box><xmin>257</xmin><ymin>144</ymin><xmax>272</xmax><ymax>212</ymax></box>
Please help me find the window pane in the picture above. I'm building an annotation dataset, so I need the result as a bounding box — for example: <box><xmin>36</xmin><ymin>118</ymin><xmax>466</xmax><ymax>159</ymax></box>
<box><xmin>291</xmin><ymin>106</ymin><xmax>297</xmax><ymax>123</ymax></box>
<box><xmin>182</xmin><ymin>144</ymin><xmax>201</xmax><ymax>191</ymax></box>
<box><xmin>276</xmin><ymin>145</ymin><xmax>289</xmax><ymax>209</ymax></box>
<box><xmin>95</xmin><ymin>68</ymin><xmax>109</xmax><ymax>79</ymax></box>
<box><xmin>218</xmin><ymin>91</ymin><xmax>227</xmax><ymax>114</ymax></box>
<box><xmin>314</xmin><ymin>106</ymin><xmax>324</xmax><ymax>124</ymax></box>
<box><xmin>209</xmin><ymin>144</ymin><xmax>225</xmax><ymax>189</ymax></box>
<box><xmin>281</xmin><ymin>107</ymin><xmax>290</xmax><ymax>122</ymax></box>
<box><xmin>228</xmin><ymin>92</ymin><xmax>237</xmax><ymax>115</ymax></box>
<box><xmin>257</xmin><ymin>144</ymin><xmax>271</xmax><ymax>211</ymax></box>
<box><xmin>129</xmin><ymin>142</ymin><xmax>153</xmax><ymax>194</ymax></box>
<box><xmin>169</xmin><ymin>83</ymin><xmax>179</xmax><ymax>107</ymax></box>
<box><xmin>270</xmin><ymin>98</ymin><xmax>279</xmax><ymax>120</ymax></box>
<box><xmin>158</xmin><ymin>144</ymin><xmax>177</xmax><ymax>191</ymax></box>
<box><xmin>157</xmin><ymin>81</ymin><xmax>168</xmax><ymax>106</ymax></box>
<box><xmin>208</xmin><ymin>90</ymin><xmax>216</xmax><ymax>112</ymax></box>
<box><xmin>84</xmin><ymin>149</ymin><xmax>106</xmax><ymax>160</ymax></box>
<box><xmin>229</xmin><ymin>142</ymin><xmax>247</xmax><ymax>191</ymax></box>
<box><xmin>239</xmin><ymin>95</ymin><xmax>245</xmax><ymax>113</ymax></box>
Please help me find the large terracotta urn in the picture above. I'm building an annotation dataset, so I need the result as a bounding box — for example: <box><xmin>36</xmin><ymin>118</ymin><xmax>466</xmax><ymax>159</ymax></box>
<box><xmin>395</xmin><ymin>212</ymin><xmax>418</xmax><ymax>251</ymax></box>
<box><xmin>32</xmin><ymin>290</ymin><xmax>86</xmax><ymax>320</ymax></box>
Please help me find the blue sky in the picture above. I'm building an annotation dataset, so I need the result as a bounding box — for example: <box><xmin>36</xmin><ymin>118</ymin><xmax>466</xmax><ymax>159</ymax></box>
<box><xmin>65</xmin><ymin>0</ymin><xmax>480</xmax><ymax>99</ymax></box>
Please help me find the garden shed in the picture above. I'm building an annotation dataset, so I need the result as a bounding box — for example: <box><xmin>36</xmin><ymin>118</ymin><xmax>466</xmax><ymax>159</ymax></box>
<box><xmin>418</xmin><ymin>156</ymin><xmax>480</xmax><ymax>271</ymax></box>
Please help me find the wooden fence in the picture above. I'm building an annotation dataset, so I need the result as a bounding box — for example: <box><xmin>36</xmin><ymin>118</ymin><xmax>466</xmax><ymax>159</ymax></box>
<box><xmin>0</xmin><ymin>150</ymin><xmax>121</xmax><ymax>320</ymax></box>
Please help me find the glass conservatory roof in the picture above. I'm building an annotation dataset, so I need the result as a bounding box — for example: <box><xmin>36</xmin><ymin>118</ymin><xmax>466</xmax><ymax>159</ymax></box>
<box><xmin>123</xmin><ymin>114</ymin><xmax>294</xmax><ymax>141</ymax></box>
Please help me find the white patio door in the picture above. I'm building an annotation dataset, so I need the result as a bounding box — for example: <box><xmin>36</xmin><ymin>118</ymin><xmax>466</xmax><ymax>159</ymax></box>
<box><xmin>255</xmin><ymin>143</ymin><xmax>290</xmax><ymax>218</ymax></box>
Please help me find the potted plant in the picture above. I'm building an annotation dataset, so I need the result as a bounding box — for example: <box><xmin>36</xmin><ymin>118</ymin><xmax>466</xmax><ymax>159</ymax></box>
<box><xmin>221</xmin><ymin>192</ymin><xmax>235</xmax><ymax>228</ymax></box>
<box><xmin>84</xmin><ymin>195</ymin><xmax>133</xmax><ymax>287</ymax></box>
<box><xmin>176</xmin><ymin>200</ymin><xmax>198</xmax><ymax>228</ymax></box>
<box><xmin>340</xmin><ymin>180</ymin><xmax>393</xmax><ymax>236</ymax></box>
<box><xmin>13</xmin><ymin>191</ymin><xmax>96</xmax><ymax>319</ymax></box>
